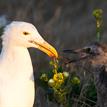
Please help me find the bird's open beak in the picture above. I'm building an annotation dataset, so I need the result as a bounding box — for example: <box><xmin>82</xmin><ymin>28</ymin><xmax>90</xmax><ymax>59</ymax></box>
<box><xmin>30</xmin><ymin>40</ymin><xmax>58</xmax><ymax>58</ymax></box>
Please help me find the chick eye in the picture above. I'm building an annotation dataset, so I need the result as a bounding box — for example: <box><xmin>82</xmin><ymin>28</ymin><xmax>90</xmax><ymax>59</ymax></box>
<box><xmin>83</xmin><ymin>47</ymin><xmax>92</xmax><ymax>54</ymax></box>
<box><xmin>85</xmin><ymin>48</ymin><xmax>91</xmax><ymax>53</ymax></box>
<box><xmin>23</xmin><ymin>32</ymin><xmax>29</xmax><ymax>35</ymax></box>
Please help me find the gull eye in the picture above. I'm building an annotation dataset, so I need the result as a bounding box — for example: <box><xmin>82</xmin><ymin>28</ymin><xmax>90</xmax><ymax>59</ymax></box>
<box><xmin>23</xmin><ymin>32</ymin><xmax>29</xmax><ymax>35</ymax></box>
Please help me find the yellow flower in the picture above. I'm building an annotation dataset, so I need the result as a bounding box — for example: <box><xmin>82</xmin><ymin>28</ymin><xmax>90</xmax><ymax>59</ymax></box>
<box><xmin>40</xmin><ymin>73</ymin><xmax>48</xmax><ymax>82</ymax></box>
<box><xmin>53</xmin><ymin>73</ymin><xmax>64</xmax><ymax>84</ymax></box>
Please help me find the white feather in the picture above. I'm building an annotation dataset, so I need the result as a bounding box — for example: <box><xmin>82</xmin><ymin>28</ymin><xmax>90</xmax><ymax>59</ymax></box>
<box><xmin>0</xmin><ymin>21</ymin><xmax>45</xmax><ymax>107</ymax></box>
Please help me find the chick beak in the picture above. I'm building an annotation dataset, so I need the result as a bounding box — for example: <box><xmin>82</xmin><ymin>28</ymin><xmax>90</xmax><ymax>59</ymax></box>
<box><xmin>30</xmin><ymin>40</ymin><xmax>58</xmax><ymax>58</ymax></box>
<box><xmin>63</xmin><ymin>48</ymin><xmax>89</xmax><ymax>63</ymax></box>
<box><xmin>70</xmin><ymin>48</ymin><xmax>90</xmax><ymax>59</ymax></box>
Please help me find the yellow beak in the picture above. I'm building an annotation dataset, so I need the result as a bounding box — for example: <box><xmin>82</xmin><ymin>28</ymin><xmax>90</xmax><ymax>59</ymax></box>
<box><xmin>31</xmin><ymin>40</ymin><xmax>58</xmax><ymax>58</ymax></box>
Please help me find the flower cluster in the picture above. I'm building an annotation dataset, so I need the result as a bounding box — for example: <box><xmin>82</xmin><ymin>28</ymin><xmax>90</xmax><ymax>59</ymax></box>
<box><xmin>39</xmin><ymin>59</ymin><xmax>80</xmax><ymax>106</ymax></box>
<box><xmin>48</xmin><ymin>72</ymin><xmax>69</xmax><ymax>89</ymax></box>
<box><xmin>40</xmin><ymin>59</ymin><xmax>69</xmax><ymax>89</ymax></box>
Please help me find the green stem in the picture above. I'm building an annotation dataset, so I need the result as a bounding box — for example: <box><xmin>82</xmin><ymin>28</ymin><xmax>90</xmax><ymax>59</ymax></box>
<box><xmin>93</xmin><ymin>9</ymin><xmax>103</xmax><ymax>42</ymax></box>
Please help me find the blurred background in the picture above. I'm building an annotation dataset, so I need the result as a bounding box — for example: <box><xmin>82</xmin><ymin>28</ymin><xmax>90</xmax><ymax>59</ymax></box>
<box><xmin>0</xmin><ymin>0</ymin><xmax>107</xmax><ymax>107</ymax></box>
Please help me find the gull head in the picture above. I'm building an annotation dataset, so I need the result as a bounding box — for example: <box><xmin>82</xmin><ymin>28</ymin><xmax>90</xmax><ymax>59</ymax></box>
<box><xmin>2</xmin><ymin>21</ymin><xmax>58</xmax><ymax>58</ymax></box>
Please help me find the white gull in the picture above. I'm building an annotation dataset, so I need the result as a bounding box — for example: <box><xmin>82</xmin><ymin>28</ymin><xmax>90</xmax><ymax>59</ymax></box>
<box><xmin>0</xmin><ymin>21</ymin><xmax>58</xmax><ymax>107</ymax></box>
